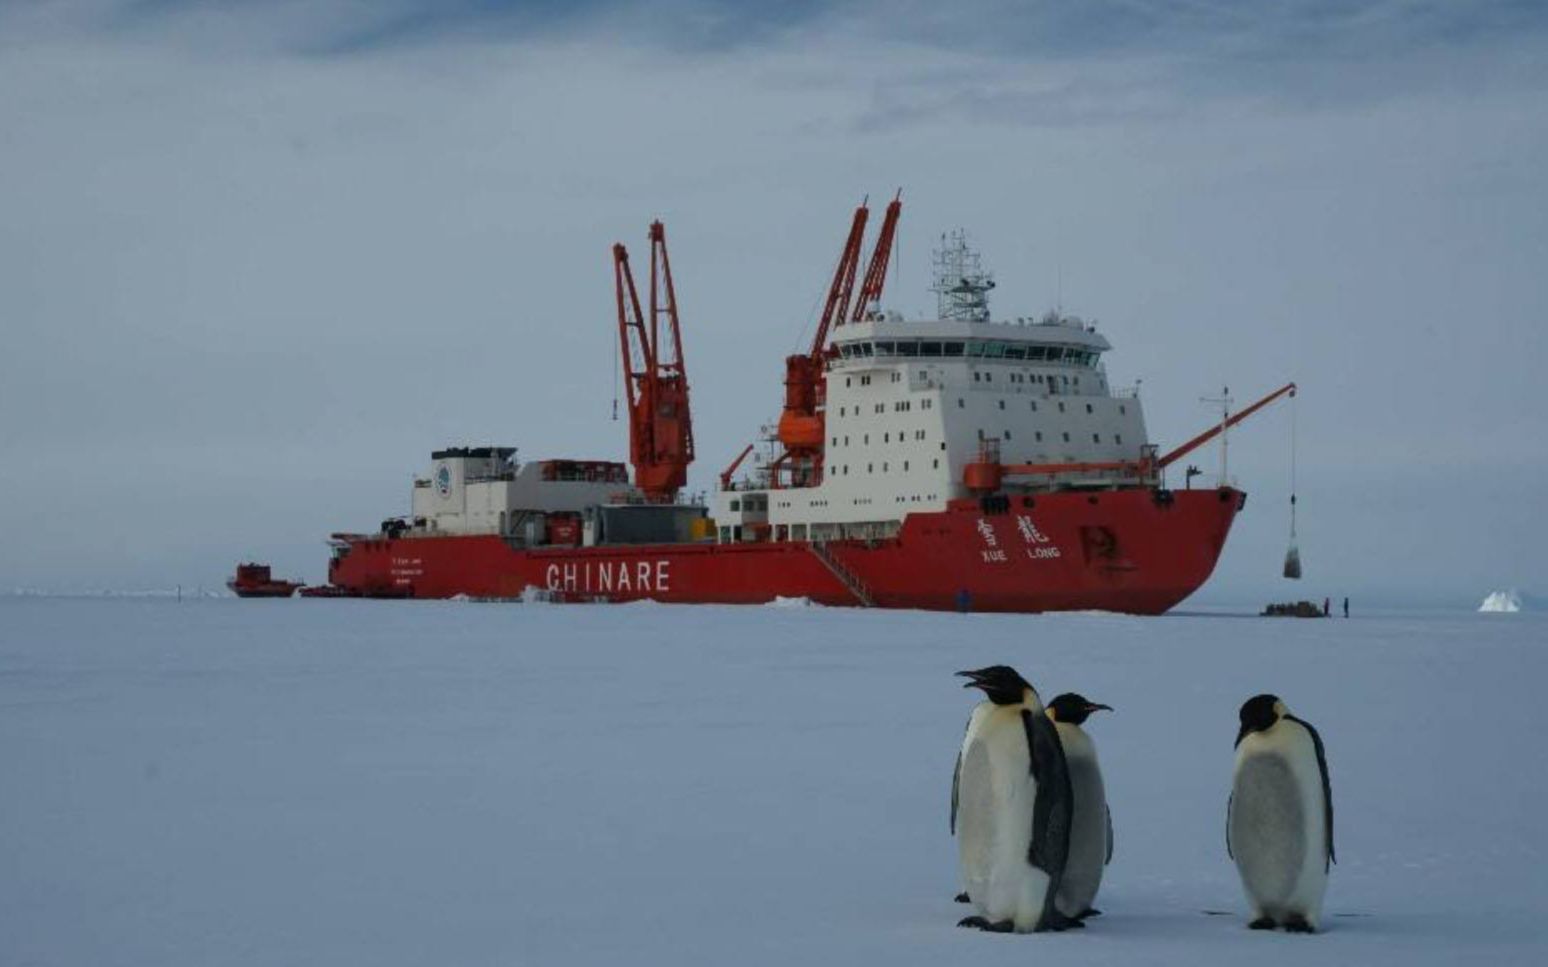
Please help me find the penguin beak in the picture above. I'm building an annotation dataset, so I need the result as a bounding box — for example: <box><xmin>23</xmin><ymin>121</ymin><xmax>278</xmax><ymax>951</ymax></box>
<box><xmin>955</xmin><ymin>669</ymin><xmax>988</xmax><ymax>691</ymax></box>
<box><xmin>1086</xmin><ymin>702</ymin><xmax>1113</xmax><ymax>714</ymax></box>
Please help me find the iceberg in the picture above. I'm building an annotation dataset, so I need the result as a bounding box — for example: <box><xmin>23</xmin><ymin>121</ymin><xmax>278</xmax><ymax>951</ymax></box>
<box><xmin>1479</xmin><ymin>589</ymin><xmax>1523</xmax><ymax>613</ymax></box>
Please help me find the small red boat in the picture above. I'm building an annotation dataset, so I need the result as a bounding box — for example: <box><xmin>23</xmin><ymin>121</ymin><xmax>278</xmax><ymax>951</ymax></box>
<box><xmin>227</xmin><ymin>562</ymin><xmax>303</xmax><ymax>598</ymax></box>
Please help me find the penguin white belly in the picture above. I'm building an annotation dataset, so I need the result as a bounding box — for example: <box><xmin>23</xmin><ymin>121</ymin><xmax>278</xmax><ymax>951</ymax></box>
<box><xmin>1229</xmin><ymin>730</ymin><xmax>1329</xmax><ymax>927</ymax></box>
<box><xmin>955</xmin><ymin>709</ymin><xmax>1049</xmax><ymax>932</ymax></box>
<box><xmin>1054</xmin><ymin>729</ymin><xmax>1106</xmax><ymax>918</ymax></box>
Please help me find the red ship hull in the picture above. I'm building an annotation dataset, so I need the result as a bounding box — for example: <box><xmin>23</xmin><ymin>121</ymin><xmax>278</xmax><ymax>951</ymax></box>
<box><xmin>320</xmin><ymin>486</ymin><xmax>1243</xmax><ymax>614</ymax></box>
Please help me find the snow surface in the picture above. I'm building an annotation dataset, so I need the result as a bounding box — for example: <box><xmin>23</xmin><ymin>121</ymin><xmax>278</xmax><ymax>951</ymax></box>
<box><xmin>1478</xmin><ymin>589</ymin><xmax>1523</xmax><ymax>613</ymax></box>
<box><xmin>3</xmin><ymin>599</ymin><xmax>1546</xmax><ymax>966</ymax></box>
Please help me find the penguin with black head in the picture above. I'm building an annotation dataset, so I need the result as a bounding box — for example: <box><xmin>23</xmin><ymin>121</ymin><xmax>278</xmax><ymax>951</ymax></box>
<box><xmin>950</xmin><ymin>666</ymin><xmax>1081</xmax><ymax>933</ymax></box>
<box><xmin>1228</xmin><ymin>694</ymin><xmax>1335</xmax><ymax>933</ymax></box>
<box><xmin>1044</xmin><ymin>693</ymin><xmax>1114</xmax><ymax>921</ymax></box>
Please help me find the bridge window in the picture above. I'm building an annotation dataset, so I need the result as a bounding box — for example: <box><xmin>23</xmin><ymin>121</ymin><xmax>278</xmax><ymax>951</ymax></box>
<box><xmin>921</xmin><ymin>342</ymin><xmax>942</xmax><ymax>356</ymax></box>
<box><xmin>943</xmin><ymin>341</ymin><xmax>965</xmax><ymax>356</ymax></box>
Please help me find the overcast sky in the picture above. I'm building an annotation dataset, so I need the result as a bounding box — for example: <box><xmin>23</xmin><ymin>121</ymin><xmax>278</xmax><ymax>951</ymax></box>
<box><xmin>2</xmin><ymin>0</ymin><xmax>1544</xmax><ymax>604</ymax></box>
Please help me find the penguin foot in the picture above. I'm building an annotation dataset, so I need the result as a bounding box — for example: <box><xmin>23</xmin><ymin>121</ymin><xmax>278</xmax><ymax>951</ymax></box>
<box><xmin>1283</xmin><ymin>915</ymin><xmax>1316</xmax><ymax>934</ymax></box>
<box><xmin>1035</xmin><ymin>911</ymin><xmax>1085</xmax><ymax>932</ymax></box>
<box><xmin>1077</xmin><ymin>908</ymin><xmax>1102</xmax><ymax>919</ymax></box>
<box><xmin>957</xmin><ymin>916</ymin><xmax>1014</xmax><ymax>932</ymax></box>
<box><xmin>954</xmin><ymin>892</ymin><xmax>971</xmax><ymax>904</ymax></box>
<box><xmin>1248</xmin><ymin>917</ymin><xmax>1277</xmax><ymax>931</ymax></box>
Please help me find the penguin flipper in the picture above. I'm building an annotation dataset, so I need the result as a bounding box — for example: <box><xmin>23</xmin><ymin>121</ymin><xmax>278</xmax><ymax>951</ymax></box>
<box><xmin>1105</xmin><ymin>803</ymin><xmax>1114</xmax><ymax>865</ymax></box>
<box><xmin>1286</xmin><ymin>714</ymin><xmax>1335</xmax><ymax>868</ymax></box>
<box><xmin>1225</xmin><ymin>793</ymin><xmax>1234</xmax><ymax>860</ymax></box>
<box><xmin>1021</xmin><ymin>709</ymin><xmax>1073</xmax><ymax>877</ymax></box>
<box><xmin>950</xmin><ymin>750</ymin><xmax>961</xmax><ymax>836</ymax></box>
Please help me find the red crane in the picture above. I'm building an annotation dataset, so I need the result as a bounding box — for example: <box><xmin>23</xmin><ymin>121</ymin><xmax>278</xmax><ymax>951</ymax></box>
<box><xmin>772</xmin><ymin>193</ymin><xmax>902</xmax><ymax>488</ymax></box>
<box><xmin>614</xmin><ymin>221</ymin><xmax>694</xmax><ymax>503</ymax></box>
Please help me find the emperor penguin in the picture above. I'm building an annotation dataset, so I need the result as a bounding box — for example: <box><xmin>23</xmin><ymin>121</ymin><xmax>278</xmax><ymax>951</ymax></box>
<box><xmin>1228</xmin><ymin>694</ymin><xmax>1335</xmax><ymax>933</ymax></box>
<box><xmin>1045</xmin><ymin>693</ymin><xmax>1113</xmax><ymax>921</ymax></box>
<box><xmin>950</xmin><ymin>665</ymin><xmax>1080</xmax><ymax>933</ymax></box>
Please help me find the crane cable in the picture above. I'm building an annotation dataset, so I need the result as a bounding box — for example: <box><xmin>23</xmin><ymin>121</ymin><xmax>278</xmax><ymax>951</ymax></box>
<box><xmin>1283</xmin><ymin>388</ymin><xmax>1302</xmax><ymax>579</ymax></box>
<box><xmin>1289</xmin><ymin>389</ymin><xmax>1297</xmax><ymax>539</ymax></box>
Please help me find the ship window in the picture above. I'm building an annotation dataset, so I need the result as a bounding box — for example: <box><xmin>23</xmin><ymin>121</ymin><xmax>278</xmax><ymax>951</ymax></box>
<box><xmin>941</xmin><ymin>442</ymin><xmax>947</xmax><ymax>450</ymax></box>
<box><xmin>884</xmin><ymin>432</ymin><xmax>890</xmax><ymax>442</ymax></box>
<box><xmin>1086</xmin><ymin>403</ymin><xmax>1094</xmax><ymax>413</ymax></box>
<box><xmin>1115</xmin><ymin>435</ymin><xmax>1122</xmax><ymax>444</ymax></box>
<box><xmin>730</xmin><ymin>499</ymin><xmax>741</xmax><ymax>511</ymax></box>
<box><xmin>998</xmin><ymin>400</ymin><xmax>1005</xmax><ymax>410</ymax></box>
<box><xmin>844</xmin><ymin>436</ymin><xmax>849</xmax><ymax>445</ymax></box>
<box><xmin>864</xmin><ymin>434</ymin><xmax>869</xmax><ymax>444</ymax></box>
<box><xmin>1046</xmin><ymin>347</ymin><xmax>1065</xmax><ymax>362</ymax></box>
<box><xmin>892</xmin><ymin>372</ymin><xmax>901</xmax><ymax>382</ymax></box>
<box><xmin>898</xmin><ymin>341</ymin><xmax>919</xmax><ymax>357</ymax></box>
<box><xmin>1004</xmin><ymin>430</ymin><xmax>1012</xmax><ymax>440</ymax></box>
<box><xmin>883</xmin><ymin>462</ymin><xmax>889</xmax><ymax>472</ymax></box>
<box><xmin>957</xmin><ymin>398</ymin><xmax>965</xmax><ymax>408</ymax></box>
<box><xmin>868</xmin><ymin>463</ymin><xmax>874</xmax><ymax>473</ymax></box>
<box><xmin>933</xmin><ymin>459</ymin><xmax>939</xmax><ymax>469</ymax></box>
<box><xmin>1119</xmin><ymin>405</ymin><xmax>1126</xmax><ymax>415</ymax></box>
<box><xmin>966</xmin><ymin>341</ymin><xmax>986</xmax><ymax>358</ymax></box>
<box><xmin>1004</xmin><ymin>345</ymin><xmax>1026</xmax><ymax>360</ymax></box>
<box><xmin>875</xmin><ymin>341</ymin><xmax>895</xmax><ymax>355</ymax></box>
<box><xmin>1035</xmin><ymin>431</ymin><xmax>1043</xmax><ymax>442</ymax></box>
<box><xmin>1093</xmin><ymin>433</ymin><xmax>1101</xmax><ymax>443</ymax></box>
<box><xmin>943</xmin><ymin>341</ymin><xmax>965</xmax><ymax>356</ymax></box>
<box><xmin>1058</xmin><ymin>402</ymin><xmax>1066</xmax><ymax>413</ymax></box>
<box><xmin>1028</xmin><ymin>346</ymin><xmax>1047</xmax><ymax>361</ymax></box>
<box><xmin>1062</xmin><ymin>432</ymin><xmax>1071</xmax><ymax>442</ymax></box>
<box><xmin>1030</xmin><ymin>401</ymin><xmax>1038</xmax><ymax>411</ymax></box>
<box><xmin>921</xmin><ymin>342</ymin><xmax>942</xmax><ymax>357</ymax></box>
<box><xmin>973</xmin><ymin>371</ymin><xmax>980</xmax><ymax>382</ymax></box>
<box><xmin>984</xmin><ymin>342</ymin><xmax>1006</xmax><ymax>358</ymax></box>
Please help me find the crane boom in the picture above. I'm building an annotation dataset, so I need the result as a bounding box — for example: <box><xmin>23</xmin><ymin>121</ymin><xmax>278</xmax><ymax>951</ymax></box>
<box><xmin>1156</xmin><ymin>382</ymin><xmax>1296</xmax><ymax>469</ymax></box>
<box><xmin>614</xmin><ymin>221</ymin><xmax>694</xmax><ymax>503</ymax></box>
<box><xmin>850</xmin><ymin>192</ymin><xmax>902</xmax><ymax>323</ymax></box>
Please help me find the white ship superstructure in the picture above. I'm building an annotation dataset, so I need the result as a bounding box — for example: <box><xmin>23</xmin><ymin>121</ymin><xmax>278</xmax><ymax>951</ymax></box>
<box><xmin>713</xmin><ymin>235</ymin><xmax>1151</xmax><ymax>543</ymax></box>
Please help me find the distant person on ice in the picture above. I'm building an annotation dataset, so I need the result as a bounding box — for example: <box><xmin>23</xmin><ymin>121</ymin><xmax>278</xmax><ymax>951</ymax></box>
<box><xmin>1323</xmin><ymin>598</ymin><xmax>1330</xmax><ymax>617</ymax></box>
<box><xmin>1343</xmin><ymin>597</ymin><xmax>1349</xmax><ymax>618</ymax></box>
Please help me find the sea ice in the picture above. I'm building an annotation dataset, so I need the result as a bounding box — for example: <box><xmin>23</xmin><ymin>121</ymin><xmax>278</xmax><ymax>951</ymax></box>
<box><xmin>3</xmin><ymin>598</ymin><xmax>1546</xmax><ymax>966</ymax></box>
